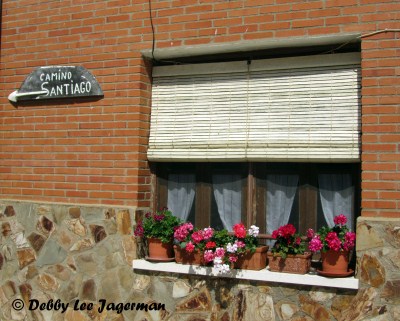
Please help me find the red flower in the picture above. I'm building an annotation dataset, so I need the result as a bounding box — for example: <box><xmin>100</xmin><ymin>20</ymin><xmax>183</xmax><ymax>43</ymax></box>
<box><xmin>233</xmin><ymin>223</ymin><xmax>247</xmax><ymax>238</ymax></box>
<box><xmin>134</xmin><ymin>223</ymin><xmax>144</xmax><ymax>237</ymax></box>
<box><xmin>206</xmin><ymin>241</ymin><xmax>216</xmax><ymax>249</ymax></box>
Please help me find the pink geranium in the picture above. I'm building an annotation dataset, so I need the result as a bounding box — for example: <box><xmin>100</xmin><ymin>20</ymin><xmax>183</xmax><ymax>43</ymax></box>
<box><xmin>233</xmin><ymin>223</ymin><xmax>247</xmax><ymax>238</ymax></box>
<box><xmin>215</xmin><ymin>247</ymin><xmax>225</xmax><ymax>258</ymax></box>
<box><xmin>191</xmin><ymin>230</ymin><xmax>204</xmax><ymax>243</ymax></box>
<box><xmin>333</xmin><ymin>214</ymin><xmax>347</xmax><ymax>226</ymax></box>
<box><xmin>325</xmin><ymin>232</ymin><xmax>342</xmax><ymax>251</ymax></box>
<box><xmin>203</xmin><ymin>250</ymin><xmax>214</xmax><ymax>263</ymax></box>
<box><xmin>174</xmin><ymin>222</ymin><xmax>193</xmax><ymax>242</ymax></box>
<box><xmin>307</xmin><ymin>214</ymin><xmax>356</xmax><ymax>253</ymax></box>
<box><xmin>185</xmin><ymin>241</ymin><xmax>195</xmax><ymax>253</ymax></box>
<box><xmin>235</xmin><ymin>240</ymin><xmax>246</xmax><ymax>248</ymax></box>
<box><xmin>203</xmin><ymin>227</ymin><xmax>214</xmax><ymax>240</ymax></box>
<box><xmin>308</xmin><ymin>235</ymin><xmax>323</xmax><ymax>252</ymax></box>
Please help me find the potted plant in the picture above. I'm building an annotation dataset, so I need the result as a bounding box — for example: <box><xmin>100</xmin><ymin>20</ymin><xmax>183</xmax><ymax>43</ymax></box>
<box><xmin>268</xmin><ymin>223</ymin><xmax>311</xmax><ymax>274</ymax></box>
<box><xmin>202</xmin><ymin>228</ymin><xmax>235</xmax><ymax>273</ymax></box>
<box><xmin>231</xmin><ymin>223</ymin><xmax>268</xmax><ymax>270</ymax></box>
<box><xmin>173</xmin><ymin>223</ymin><xmax>214</xmax><ymax>265</ymax></box>
<box><xmin>134</xmin><ymin>208</ymin><xmax>182</xmax><ymax>261</ymax></box>
<box><xmin>201</xmin><ymin>224</ymin><xmax>268</xmax><ymax>273</ymax></box>
<box><xmin>307</xmin><ymin>214</ymin><xmax>356</xmax><ymax>276</ymax></box>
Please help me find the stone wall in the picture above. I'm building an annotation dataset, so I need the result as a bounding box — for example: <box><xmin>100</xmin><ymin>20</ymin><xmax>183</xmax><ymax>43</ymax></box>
<box><xmin>355</xmin><ymin>217</ymin><xmax>400</xmax><ymax>321</ymax></box>
<box><xmin>1</xmin><ymin>201</ymin><xmax>399</xmax><ymax>321</ymax></box>
<box><xmin>0</xmin><ymin>200</ymin><xmax>137</xmax><ymax>321</ymax></box>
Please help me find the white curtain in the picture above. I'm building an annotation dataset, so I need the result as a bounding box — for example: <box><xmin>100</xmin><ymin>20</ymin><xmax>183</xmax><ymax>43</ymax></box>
<box><xmin>266</xmin><ymin>174</ymin><xmax>299</xmax><ymax>235</ymax></box>
<box><xmin>167</xmin><ymin>174</ymin><xmax>195</xmax><ymax>221</ymax></box>
<box><xmin>212</xmin><ymin>174</ymin><xmax>242</xmax><ymax>231</ymax></box>
<box><xmin>318</xmin><ymin>173</ymin><xmax>353</xmax><ymax>230</ymax></box>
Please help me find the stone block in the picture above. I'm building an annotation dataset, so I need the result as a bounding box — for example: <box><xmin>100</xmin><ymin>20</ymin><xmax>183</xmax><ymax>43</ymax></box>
<box><xmin>37</xmin><ymin>273</ymin><xmax>60</xmax><ymax>292</ymax></box>
<box><xmin>233</xmin><ymin>289</ymin><xmax>275</xmax><ymax>321</ymax></box>
<box><xmin>176</xmin><ymin>287</ymin><xmax>212</xmax><ymax>313</ymax></box>
<box><xmin>27</xmin><ymin>232</ymin><xmax>46</xmax><ymax>253</ymax></box>
<box><xmin>90</xmin><ymin>225</ymin><xmax>107</xmax><ymax>243</ymax></box>
<box><xmin>356</xmin><ymin>221</ymin><xmax>384</xmax><ymax>251</ymax></box>
<box><xmin>299</xmin><ymin>295</ymin><xmax>330</xmax><ymax>321</ymax></box>
<box><xmin>66</xmin><ymin>218</ymin><xmax>87</xmax><ymax>237</ymax></box>
<box><xmin>360</xmin><ymin>253</ymin><xmax>386</xmax><ymax>287</ymax></box>
<box><xmin>116</xmin><ymin>210</ymin><xmax>132</xmax><ymax>235</ymax></box>
<box><xmin>16</xmin><ymin>248</ymin><xmax>36</xmax><ymax>269</ymax></box>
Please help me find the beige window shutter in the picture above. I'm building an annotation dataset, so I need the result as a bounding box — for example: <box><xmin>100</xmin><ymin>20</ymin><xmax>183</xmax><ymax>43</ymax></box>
<box><xmin>148</xmin><ymin>53</ymin><xmax>361</xmax><ymax>162</ymax></box>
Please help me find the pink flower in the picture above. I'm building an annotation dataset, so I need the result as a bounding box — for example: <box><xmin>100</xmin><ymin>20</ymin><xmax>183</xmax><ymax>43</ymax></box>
<box><xmin>343</xmin><ymin>232</ymin><xmax>356</xmax><ymax>251</ymax></box>
<box><xmin>229</xmin><ymin>255</ymin><xmax>237</xmax><ymax>263</ymax></box>
<box><xmin>306</xmin><ymin>228</ymin><xmax>315</xmax><ymax>239</ymax></box>
<box><xmin>203</xmin><ymin>227</ymin><xmax>214</xmax><ymax>240</ymax></box>
<box><xmin>215</xmin><ymin>247</ymin><xmax>225</xmax><ymax>258</ymax></box>
<box><xmin>308</xmin><ymin>236</ymin><xmax>323</xmax><ymax>253</ymax></box>
<box><xmin>233</xmin><ymin>223</ymin><xmax>247</xmax><ymax>238</ymax></box>
<box><xmin>185</xmin><ymin>241</ymin><xmax>195</xmax><ymax>253</ymax></box>
<box><xmin>203</xmin><ymin>250</ymin><xmax>215</xmax><ymax>263</ymax></box>
<box><xmin>325</xmin><ymin>232</ymin><xmax>342</xmax><ymax>251</ymax></box>
<box><xmin>333</xmin><ymin>214</ymin><xmax>347</xmax><ymax>226</ymax></box>
<box><xmin>174</xmin><ymin>222</ymin><xmax>193</xmax><ymax>242</ymax></box>
<box><xmin>235</xmin><ymin>240</ymin><xmax>245</xmax><ymax>248</ymax></box>
<box><xmin>191</xmin><ymin>230</ymin><xmax>204</xmax><ymax>243</ymax></box>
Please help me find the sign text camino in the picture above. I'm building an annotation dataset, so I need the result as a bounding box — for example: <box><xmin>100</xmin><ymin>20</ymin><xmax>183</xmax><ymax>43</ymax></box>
<box><xmin>8</xmin><ymin>66</ymin><xmax>103</xmax><ymax>102</ymax></box>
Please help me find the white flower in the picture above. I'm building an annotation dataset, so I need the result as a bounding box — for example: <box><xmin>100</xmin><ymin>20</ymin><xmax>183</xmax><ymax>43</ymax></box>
<box><xmin>226</xmin><ymin>242</ymin><xmax>238</xmax><ymax>253</ymax></box>
<box><xmin>213</xmin><ymin>256</ymin><xmax>223</xmax><ymax>265</ymax></box>
<box><xmin>248</xmin><ymin>225</ymin><xmax>260</xmax><ymax>237</ymax></box>
<box><xmin>215</xmin><ymin>263</ymin><xmax>230</xmax><ymax>274</ymax></box>
<box><xmin>220</xmin><ymin>264</ymin><xmax>231</xmax><ymax>273</ymax></box>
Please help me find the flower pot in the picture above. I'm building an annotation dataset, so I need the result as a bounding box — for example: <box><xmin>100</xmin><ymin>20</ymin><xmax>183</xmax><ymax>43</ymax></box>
<box><xmin>235</xmin><ymin>246</ymin><xmax>269</xmax><ymax>270</ymax></box>
<box><xmin>267</xmin><ymin>252</ymin><xmax>312</xmax><ymax>274</ymax></box>
<box><xmin>321</xmin><ymin>250</ymin><xmax>349</xmax><ymax>274</ymax></box>
<box><xmin>174</xmin><ymin>245</ymin><xmax>203</xmax><ymax>265</ymax></box>
<box><xmin>147</xmin><ymin>237</ymin><xmax>174</xmax><ymax>261</ymax></box>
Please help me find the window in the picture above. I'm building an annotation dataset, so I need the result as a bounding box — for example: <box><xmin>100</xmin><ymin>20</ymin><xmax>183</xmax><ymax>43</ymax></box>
<box><xmin>154</xmin><ymin>163</ymin><xmax>360</xmax><ymax>234</ymax></box>
<box><xmin>149</xmin><ymin>52</ymin><xmax>361</xmax><ymax>233</ymax></box>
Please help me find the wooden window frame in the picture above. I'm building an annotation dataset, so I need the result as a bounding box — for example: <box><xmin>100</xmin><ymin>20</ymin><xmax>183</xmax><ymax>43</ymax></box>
<box><xmin>154</xmin><ymin>162</ymin><xmax>360</xmax><ymax>234</ymax></box>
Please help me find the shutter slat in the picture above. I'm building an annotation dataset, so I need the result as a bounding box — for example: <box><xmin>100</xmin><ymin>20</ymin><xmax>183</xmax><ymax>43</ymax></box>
<box><xmin>148</xmin><ymin>53</ymin><xmax>360</xmax><ymax>162</ymax></box>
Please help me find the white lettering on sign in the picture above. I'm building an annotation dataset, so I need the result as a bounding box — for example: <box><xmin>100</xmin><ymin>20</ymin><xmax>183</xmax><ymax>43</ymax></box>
<box><xmin>39</xmin><ymin>71</ymin><xmax>92</xmax><ymax>97</ymax></box>
<box><xmin>41</xmin><ymin>81</ymin><xmax>92</xmax><ymax>97</ymax></box>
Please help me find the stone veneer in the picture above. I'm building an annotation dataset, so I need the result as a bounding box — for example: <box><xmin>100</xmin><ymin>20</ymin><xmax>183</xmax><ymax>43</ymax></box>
<box><xmin>0</xmin><ymin>200</ymin><xmax>399</xmax><ymax>321</ymax></box>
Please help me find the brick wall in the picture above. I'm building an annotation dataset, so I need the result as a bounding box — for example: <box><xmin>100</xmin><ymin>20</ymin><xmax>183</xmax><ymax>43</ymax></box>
<box><xmin>0</xmin><ymin>0</ymin><xmax>153</xmax><ymax>207</ymax></box>
<box><xmin>1</xmin><ymin>0</ymin><xmax>399</xmax><ymax>216</ymax></box>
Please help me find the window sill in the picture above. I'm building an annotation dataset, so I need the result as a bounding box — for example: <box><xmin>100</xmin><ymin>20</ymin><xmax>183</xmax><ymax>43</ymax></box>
<box><xmin>132</xmin><ymin>259</ymin><xmax>359</xmax><ymax>290</ymax></box>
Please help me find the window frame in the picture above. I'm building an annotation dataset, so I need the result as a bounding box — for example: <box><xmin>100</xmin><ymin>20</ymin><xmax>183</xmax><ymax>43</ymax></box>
<box><xmin>153</xmin><ymin>162</ymin><xmax>360</xmax><ymax>234</ymax></box>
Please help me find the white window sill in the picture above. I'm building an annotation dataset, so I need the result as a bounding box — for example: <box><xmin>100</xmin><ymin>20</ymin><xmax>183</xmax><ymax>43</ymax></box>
<box><xmin>132</xmin><ymin>259</ymin><xmax>359</xmax><ymax>290</ymax></box>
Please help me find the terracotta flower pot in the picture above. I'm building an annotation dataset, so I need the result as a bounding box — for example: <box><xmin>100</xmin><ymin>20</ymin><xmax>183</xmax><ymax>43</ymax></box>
<box><xmin>235</xmin><ymin>246</ymin><xmax>269</xmax><ymax>270</ymax></box>
<box><xmin>174</xmin><ymin>245</ymin><xmax>203</xmax><ymax>265</ymax></box>
<box><xmin>267</xmin><ymin>252</ymin><xmax>312</xmax><ymax>274</ymax></box>
<box><xmin>147</xmin><ymin>237</ymin><xmax>174</xmax><ymax>261</ymax></box>
<box><xmin>321</xmin><ymin>250</ymin><xmax>349</xmax><ymax>274</ymax></box>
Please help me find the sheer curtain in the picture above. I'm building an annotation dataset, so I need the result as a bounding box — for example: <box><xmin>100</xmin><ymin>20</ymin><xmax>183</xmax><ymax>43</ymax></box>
<box><xmin>212</xmin><ymin>174</ymin><xmax>242</xmax><ymax>231</ymax></box>
<box><xmin>167</xmin><ymin>174</ymin><xmax>195</xmax><ymax>221</ymax></box>
<box><xmin>318</xmin><ymin>173</ymin><xmax>353</xmax><ymax>230</ymax></box>
<box><xmin>266</xmin><ymin>174</ymin><xmax>299</xmax><ymax>235</ymax></box>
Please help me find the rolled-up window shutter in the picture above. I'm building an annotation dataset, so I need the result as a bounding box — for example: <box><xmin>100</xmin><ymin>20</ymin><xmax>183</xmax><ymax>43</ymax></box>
<box><xmin>148</xmin><ymin>53</ymin><xmax>361</xmax><ymax>162</ymax></box>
